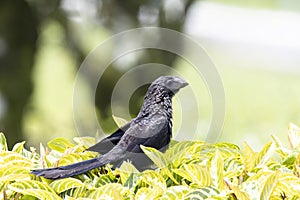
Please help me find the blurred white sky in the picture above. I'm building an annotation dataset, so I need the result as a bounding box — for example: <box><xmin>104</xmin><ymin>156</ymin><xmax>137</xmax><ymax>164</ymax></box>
<box><xmin>185</xmin><ymin>1</ymin><xmax>300</xmax><ymax>72</ymax></box>
<box><xmin>182</xmin><ymin>1</ymin><xmax>300</xmax><ymax>149</ymax></box>
<box><xmin>186</xmin><ymin>1</ymin><xmax>300</xmax><ymax>48</ymax></box>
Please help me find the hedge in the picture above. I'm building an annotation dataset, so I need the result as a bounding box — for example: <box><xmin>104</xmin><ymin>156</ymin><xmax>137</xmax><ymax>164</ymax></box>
<box><xmin>1</xmin><ymin>123</ymin><xmax>300</xmax><ymax>199</ymax></box>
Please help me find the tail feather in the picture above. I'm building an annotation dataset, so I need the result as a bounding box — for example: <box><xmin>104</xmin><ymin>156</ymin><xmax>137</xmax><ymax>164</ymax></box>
<box><xmin>31</xmin><ymin>157</ymin><xmax>107</xmax><ymax>179</ymax></box>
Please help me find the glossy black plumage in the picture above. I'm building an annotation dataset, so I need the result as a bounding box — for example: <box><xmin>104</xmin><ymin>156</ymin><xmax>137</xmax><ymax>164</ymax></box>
<box><xmin>31</xmin><ymin>76</ymin><xmax>188</xmax><ymax>179</ymax></box>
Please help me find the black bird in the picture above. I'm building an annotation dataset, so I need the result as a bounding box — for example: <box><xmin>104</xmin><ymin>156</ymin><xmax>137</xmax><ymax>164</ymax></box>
<box><xmin>31</xmin><ymin>76</ymin><xmax>188</xmax><ymax>179</ymax></box>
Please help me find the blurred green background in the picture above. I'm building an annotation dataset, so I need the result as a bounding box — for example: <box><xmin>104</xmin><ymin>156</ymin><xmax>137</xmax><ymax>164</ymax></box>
<box><xmin>0</xmin><ymin>0</ymin><xmax>299</xmax><ymax>150</ymax></box>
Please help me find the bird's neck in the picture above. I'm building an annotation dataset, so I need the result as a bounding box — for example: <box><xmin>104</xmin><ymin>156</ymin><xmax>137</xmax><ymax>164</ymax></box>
<box><xmin>138</xmin><ymin>85</ymin><xmax>173</xmax><ymax>119</ymax></box>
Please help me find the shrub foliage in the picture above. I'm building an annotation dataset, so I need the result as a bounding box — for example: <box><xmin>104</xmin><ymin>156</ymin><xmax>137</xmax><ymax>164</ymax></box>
<box><xmin>1</xmin><ymin>123</ymin><xmax>300</xmax><ymax>199</ymax></box>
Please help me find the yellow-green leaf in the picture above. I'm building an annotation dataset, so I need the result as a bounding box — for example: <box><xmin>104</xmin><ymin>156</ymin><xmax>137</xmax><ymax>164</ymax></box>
<box><xmin>243</xmin><ymin>142</ymin><xmax>256</xmax><ymax>171</ymax></box>
<box><xmin>140</xmin><ymin>145</ymin><xmax>169</xmax><ymax>168</ymax></box>
<box><xmin>260</xmin><ymin>172</ymin><xmax>278</xmax><ymax>200</ymax></box>
<box><xmin>141</xmin><ymin>170</ymin><xmax>166</xmax><ymax>189</ymax></box>
<box><xmin>165</xmin><ymin>140</ymin><xmax>196</xmax><ymax>160</ymax></box>
<box><xmin>275</xmin><ymin>173</ymin><xmax>300</xmax><ymax>196</ymax></box>
<box><xmin>47</xmin><ymin>137</ymin><xmax>75</xmax><ymax>152</ymax></box>
<box><xmin>73</xmin><ymin>137</ymin><xmax>96</xmax><ymax>149</ymax></box>
<box><xmin>8</xmin><ymin>187</ymin><xmax>62</xmax><ymax>200</ymax></box>
<box><xmin>185</xmin><ymin>186</ymin><xmax>220</xmax><ymax>199</ymax></box>
<box><xmin>224</xmin><ymin>158</ymin><xmax>244</xmax><ymax>179</ymax></box>
<box><xmin>86</xmin><ymin>183</ymin><xmax>128</xmax><ymax>199</ymax></box>
<box><xmin>173</xmin><ymin>164</ymin><xmax>212</xmax><ymax>187</ymax></box>
<box><xmin>255</xmin><ymin>141</ymin><xmax>274</xmax><ymax>168</ymax></box>
<box><xmin>241</xmin><ymin>180</ymin><xmax>260</xmax><ymax>200</ymax></box>
<box><xmin>113</xmin><ymin>115</ymin><xmax>128</xmax><ymax>128</ymax></box>
<box><xmin>0</xmin><ymin>132</ymin><xmax>8</xmax><ymax>151</ymax></box>
<box><xmin>288</xmin><ymin>123</ymin><xmax>300</xmax><ymax>150</ymax></box>
<box><xmin>135</xmin><ymin>187</ymin><xmax>163</xmax><ymax>200</ymax></box>
<box><xmin>0</xmin><ymin>152</ymin><xmax>32</xmax><ymax>168</ymax></box>
<box><xmin>117</xmin><ymin>161</ymin><xmax>139</xmax><ymax>185</ymax></box>
<box><xmin>160</xmin><ymin>185</ymin><xmax>189</xmax><ymax>200</ymax></box>
<box><xmin>58</xmin><ymin>151</ymin><xmax>97</xmax><ymax>166</ymax></box>
<box><xmin>230</xmin><ymin>185</ymin><xmax>250</xmax><ymax>200</ymax></box>
<box><xmin>0</xmin><ymin>166</ymin><xmax>29</xmax><ymax>177</ymax></box>
<box><xmin>11</xmin><ymin>141</ymin><xmax>26</xmax><ymax>154</ymax></box>
<box><xmin>50</xmin><ymin>178</ymin><xmax>84</xmax><ymax>193</ymax></box>
<box><xmin>271</xmin><ymin>135</ymin><xmax>289</xmax><ymax>159</ymax></box>
<box><xmin>0</xmin><ymin>174</ymin><xmax>32</xmax><ymax>183</ymax></box>
<box><xmin>9</xmin><ymin>180</ymin><xmax>55</xmax><ymax>192</ymax></box>
<box><xmin>209</xmin><ymin>150</ymin><xmax>225</xmax><ymax>190</ymax></box>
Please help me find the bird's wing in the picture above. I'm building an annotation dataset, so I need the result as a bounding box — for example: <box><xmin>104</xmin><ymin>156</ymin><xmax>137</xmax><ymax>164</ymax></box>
<box><xmin>102</xmin><ymin>114</ymin><xmax>171</xmax><ymax>169</ymax></box>
<box><xmin>86</xmin><ymin>122</ymin><xmax>131</xmax><ymax>154</ymax></box>
<box><xmin>119</xmin><ymin>114</ymin><xmax>171</xmax><ymax>154</ymax></box>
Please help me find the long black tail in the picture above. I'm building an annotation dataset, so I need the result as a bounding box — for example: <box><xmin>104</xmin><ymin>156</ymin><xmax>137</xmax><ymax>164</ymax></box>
<box><xmin>31</xmin><ymin>157</ymin><xmax>107</xmax><ymax>179</ymax></box>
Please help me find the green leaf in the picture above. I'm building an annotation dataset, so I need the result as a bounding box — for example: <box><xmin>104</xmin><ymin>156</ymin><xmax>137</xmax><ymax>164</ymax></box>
<box><xmin>260</xmin><ymin>172</ymin><xmax>278</xmax><ymax>200</ymax></box>
<box><xmin>243</xmin><ymin>142</ymin><xmax>256</xmax><ymax>171</ymax></box>
<box><xmin>47</xmin><ymin>137</ymin><xmax>75</xmax><ymax>152</ymax></box>
<box><xmin>275</xmin><ymin>173</ymin><xmax>300</xmax><ymax>196</ymax></box>
<box><xmin>169</xmin><ymin>139</ymin><xmax>179</xmax><ymax>148</ymax></box>
<box><xmin>112</xmin><ymin>115</ymin><xmax>128</xmax><ymax>128</ymax></box>
<box><xmin>255</xmin><ymin>141</ymin><xmax>274</xmax><ymax>168</ymax></box>
<box><xmin>123</xmin><ymin>172</ymin><xmax>138</xmax><ymax>189</ymax></box>
<box><xmin>271</xmin><ymin>135</ymin><xmax>290</xmax><ymax>159</ymax></box>
<box><xmin>215</xmin><ymin>142</ymin><xmax>240</xmax><ymax>151</ymax></box>
<box><xmin>141</xmin><ymin>170</ymin><xmax>166</xmax><ymax>189</ymax></box>
<box><xmin>50</xmin><ymin>178</ymin><xmax>84</xmax><ymax>194</ymax></box>
<box><xmin>160</xmin><ymin>167</ymin><xmax>180</xmax><ymax>185</ymax></box>
<box><xmin>11</xmin><ymin>141</ymin><xmax>26</xmax><ymax>154</ymax></box>
<box><xmin>165</xmin><ymin>140</ymin><xmax>196</xmax><ymax>158</ymax></box>
<box><xmin>0</xmin><ymin>132</ymin><xmax>8</xmax><ymax>151</ymax></box>
<box><xmin>170</xmin><ymin>141</ymin><xmax>204</xmax><ymax>167</ymax></box>
<box><xmin>173</xmin><ymin>164</ymin><xmax>212</xmax><ymax>187</ymax></box>
<box><xmin>217</xmin><ymin>145</ymin><xmax>241</xmax><ymax>158</ymax></box>
<box><xmin>185</xmin><ymin>186</ymin><xmax>220</xmax><ymax>199</ymax></box>
<box><xmin>7</xmin><ymin>180</ymin><xmax>61</xmax><ymax>200</ymax></box>
<box><xmin>140</xmin><ymin>145</ymin><xmax>169</xmax><ymax>168</ymax></box>
<box><xmin>224</xmin><ymin>157</ymin><xmax>244</xmax><ymax>179</ymax></box>
<box><xmin>58</xmin><ymin>151</ymin><xmax>97</xmax><ymax>166</ymax></box>
<box><xmin>282</xmin><ymin>151</ymin><xmax>298</xmax><ymax>167</ymax></box>
<box><xmin>230</xmin><ymin>185</ymin><xmax>250</xmax><ymax>200</ymax></box>
<box><xmin>95</xmin><ymin>174</ymin><xmax>116</xmax><ymax>187</ymax></box>
<box><xmin>73</xmin><ymin>137</ymin><xmax>96</xmax><ymax>149</ymax></box>
<box><xmin>160</xmin><ymin>186</ymin><xmax>189</xmax><ymax>200</ymax></box>
<box><xmin>117</xmin><ymin>161</ymin><xmax>139</xmax><ymax>185</ymax></box>
<box><xmin>0</xmin><ymin>166</ymin><xmax>30</xmax><ymax>178</ymax></box>
<box><xmin>66</xmin><ymin>186</ymin><xmax>89</xmax><ymax>199</ymax></box>
<box><xmin>86</xmin><ymin>183</ymin><xmax>128</xmax><ymax>199</ymax></box>
<box><xmin>241</xmin><ymin>180</ymin><xmax>260</xmax><ymax>200</ymax></box>
<box><xmin>189</xmin><ymin>143</ymin><xmax>216</xmax><ymax>163</ymax></box>
<box><xmin>165</xmin><ymin>140</ymin><xmax>196</xmax><ymax>166</ymax></box>
<box><xmin>209</xmin><ymin>150</ymin><xmax>225</xmax><ymax>190</ymax></box>
<box><xmin>0</xmin><ymin>151</ymin><xmax>33</xmax><ymax>168</ymax></box>
<box><xmin>288</xmin><ymin>123</ymin><xmax>300</xmax><ymax>150</ymax></box>
<box><xmin>0</xmin><ymin>174</ymin><xmax>32</xmax><ymax>183</ymax></box>
<box><xmin>8</xmin><ymin>187</ymin><xmax>62</xmax><ymax>200</ymax></box>
<box><xmin>9</xmin><ymin>180</ymin><xmax>54</xmax><ymax>192</ymax></box>
<box><xmin>135</xmin><ymin>187</ymin><xmax>163</xmax><ymax>200</ymax></box>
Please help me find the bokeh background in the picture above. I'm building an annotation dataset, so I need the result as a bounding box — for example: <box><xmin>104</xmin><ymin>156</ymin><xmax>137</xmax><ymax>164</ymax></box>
<box><xmin>0</xmin><ymin>0</ymin><xmax>300</xmax><ymax>150</ymax></box>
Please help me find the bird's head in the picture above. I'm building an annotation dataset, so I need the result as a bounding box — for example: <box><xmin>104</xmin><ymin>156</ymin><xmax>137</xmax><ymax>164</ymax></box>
<box><xmin>140</xmin><ymin>75</ymin><xmax>188</xmax><ymax>117</ymax></box>
<box><xmin>151</xmin><ymin>75</ymin><xmax>188</xmax><ymax>95</ymax></box>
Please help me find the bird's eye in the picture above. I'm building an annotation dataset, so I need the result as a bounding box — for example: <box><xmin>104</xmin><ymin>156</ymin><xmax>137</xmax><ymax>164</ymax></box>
<box><xmin>166</xmin><ymin>79</ymin><xmax>172</xmax><ymax>85</ymax></box>
<box><xmin>166</xmin><ymin>79</ymin><xmax>175</xmax><ymax>88</ymax></box>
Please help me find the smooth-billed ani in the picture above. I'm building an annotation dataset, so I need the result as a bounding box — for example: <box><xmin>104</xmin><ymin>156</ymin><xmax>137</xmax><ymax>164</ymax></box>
<box><xmin>31</xmin><ymin>76</ymin><xmax>188</xmax><ymax>179</ymax></box>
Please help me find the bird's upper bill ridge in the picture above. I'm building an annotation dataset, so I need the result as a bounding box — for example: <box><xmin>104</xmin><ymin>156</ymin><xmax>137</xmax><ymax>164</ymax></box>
<box><xmin>152</xmin><ymin>75</ymin><xmax>188</xmax><ymax>94</ymax></box>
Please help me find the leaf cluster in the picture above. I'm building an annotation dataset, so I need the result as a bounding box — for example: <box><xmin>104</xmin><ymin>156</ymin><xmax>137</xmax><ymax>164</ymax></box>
<box><xmin>1</xmin><ymin>123</ymin><xmax>300</xmax><ymax>199</ymax></box>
